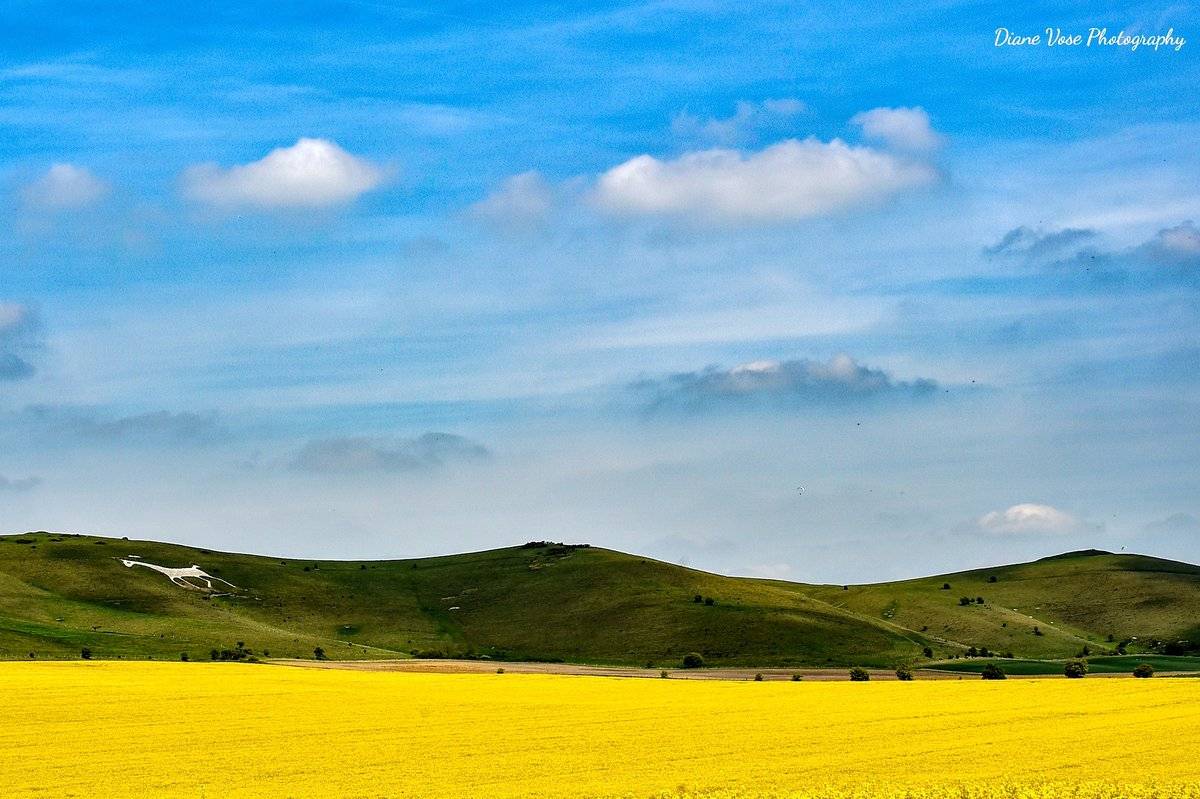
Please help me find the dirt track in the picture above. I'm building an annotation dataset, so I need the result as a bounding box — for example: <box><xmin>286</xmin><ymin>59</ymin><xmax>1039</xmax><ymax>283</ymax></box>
<box><xmin>271</xmin><ymin>658</ymin><xmax>992</xmax><ymax>680</ymax></box>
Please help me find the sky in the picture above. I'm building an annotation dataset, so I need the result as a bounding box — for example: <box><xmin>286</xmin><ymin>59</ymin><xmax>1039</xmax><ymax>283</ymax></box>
<box><xmin>1</xmin><ymin>1</ymin><xmax>1198</xmax><ymax>582</ymax></box>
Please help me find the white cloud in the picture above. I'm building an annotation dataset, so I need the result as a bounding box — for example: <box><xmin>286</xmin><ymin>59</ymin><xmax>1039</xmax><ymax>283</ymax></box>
<box><xmin>0</xmin><ymin>302</ymin><xmax>40</xmax><ymax>381</ymax></box>
<box><xmin>851</xmin><ymin>107</ymin><xmax>943</xmax><ymax>152</ymax></box>
<box><xmin>182</xmin><ymin>138</ymin><xmax>385</xmax><ymax>209</ymax></box>
<box><xmin>977</xmin><ymin>503</ymin><xmax>1079</xmax><ymax>535</ymax></box>
<box><xmin>21</xmin><ymin>163</ymin><xmax>109</xmax><ymax>210</ymax></box>
<box><xmin>593</xmin><ymin>137</ymin><xmax>937</xmax><ymax>223</ymax></box>
<box><xmin>469</xmin><ymin>171</ymin><xmax>554</xmax><ymax>227</ymax></box>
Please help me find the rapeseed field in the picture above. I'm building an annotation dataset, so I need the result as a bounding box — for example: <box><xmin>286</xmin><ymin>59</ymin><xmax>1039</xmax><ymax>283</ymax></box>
<box><xmin>1</xmin><ymin>662</ymin><xmax>1196</xmax><ymax>798</ymax></box>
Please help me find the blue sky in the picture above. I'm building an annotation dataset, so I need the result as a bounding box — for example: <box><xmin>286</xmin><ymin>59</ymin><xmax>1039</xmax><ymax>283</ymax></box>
<box><xmin>1</xmin><ymin>1</ymin><xmax>1198</xmax><ymax>580</ymax></box>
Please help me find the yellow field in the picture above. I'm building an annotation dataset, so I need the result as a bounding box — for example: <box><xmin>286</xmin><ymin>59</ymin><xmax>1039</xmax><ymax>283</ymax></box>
<box><xmin>1</xmin><ymin>663</ymin><xmax>1197</xmax><ymax>798</ymax></box>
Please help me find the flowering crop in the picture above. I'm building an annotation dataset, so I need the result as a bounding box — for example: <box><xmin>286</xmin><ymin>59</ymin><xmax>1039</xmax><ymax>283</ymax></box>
<box><xmin>0</xmin><ymin>663</ymin><xmax>1196</xmax><ymax>798</ymax></box>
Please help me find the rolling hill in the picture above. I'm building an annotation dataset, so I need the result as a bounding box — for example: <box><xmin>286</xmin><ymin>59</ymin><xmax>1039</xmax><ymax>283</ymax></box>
<box><xmin>1</xmin><ymin>532</ymin><xmax>1197</xmax><ymax>667</ymax></box>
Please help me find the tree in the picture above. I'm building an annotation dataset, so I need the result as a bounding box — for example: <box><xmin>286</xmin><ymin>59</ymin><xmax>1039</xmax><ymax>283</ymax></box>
<box><xmin>849</xmin><ymin>667</ymin><xmax>870</xmax><ymax>682</ymax></box>
<box><xmin>1133</xmin><ymin>663</ymin><xmax>1155</xmax><ymax>678</ymax></box>
<box><xmin>754</xmin><ymin>673</ymin><xmax>764</xmax><ymax>681</ymax></box>
<box><xmin>981</xmin><ymin>663</ymin><xmax>1006</xmax><ymax>680</ymax></box>
<box><xmin>180</xmin><ymin>652</ymin><xmax>189</xmax><ymax>662</ymax></box>
<box><xmin>922</xmin><ymin>646</ymin><xmax>933</xmax><ymax>658</ymax></box>
<box><xmin>895</xmin><ymin>667</ymin><xmax>914</xmax><ymax>681</ymax></box>
<box><xmin>941</xmin><ymin>583</ymin><xmax>951</xmax><ymax>590</ymax></box>
<box><xmin>703</xmin><ymin>597</ymin><xmax>715</xmax><ymax>606</ymax></box>
<box><xmin>80</xmin><ymin>647</ymin><xmax>92</xmax><ymax>660</ymax></box>
<box><xmin>1063</xmin><ymin>659</ymin><xmax>1088</xmax><ymax>678</ymax></box>
<box><xmin>987</xmin><ymin>575</ymin><xmax>998</xmax><ymax>583</ymax></box>
<box><xmin>681</xmin><ymin>652</ymin><xmax>705</xmax><ymax>669</ymax></box>
<box><xmin>975</xmin><ymin>596</ymin><xmax>985</xmax><ymax>605</ymax></box>
<box><xmin>959</xmin><ymin>596</ymin><xmax>973</xmax><ymax>606</ymax></box>
<box><xmin>313</xmin><ymin>647</ymin><xmax>327</xmax><ymax>661</ymax></box>
<box><xmin>1033</xmin><ymin>626</ymin><xmax>1044</xmax><ymax>636</ymax></box>
<box><xmin>692</xmin><ymin>594</ymin><xmax>703</xmax><ymax>603</ymax></box>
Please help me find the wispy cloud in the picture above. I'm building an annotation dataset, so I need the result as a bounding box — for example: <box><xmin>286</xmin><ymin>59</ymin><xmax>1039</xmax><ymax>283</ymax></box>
<box><xmin>0</xmin><ymin>474</ymin><xmax>41</xmax><ymax>492</ymax></box>
<box><xmin>182</xmin><ymin>138</ymin><xmax>386</xmax><ymax>209</ymax></box>
<box><xmin>469</xmin><ymin>171</ymin><xmax>555</xmax><ymax>228</ymax></box>
<box><xmin>17</xmin><ymin>406</ymin><xmax>227</xmax><ymax>445</ymax></box>
<box><xmin>671</xmin><ymin>98</ymin><xmax>806</xmax><ymax>145</ymax></box>
<box><xmin>0</xmin><ymin>303</ymin><xmax>42</xmax><ymax>382</ymax></box>
<box><xmin>984</xmin><ymin>226</ymin><xmax>1098</xmax><ymax>261</ymax></box>
<box><xmin>291</xmin><ymin>432</ymin><xmax>490</xmax><ymax>475</ymax></box>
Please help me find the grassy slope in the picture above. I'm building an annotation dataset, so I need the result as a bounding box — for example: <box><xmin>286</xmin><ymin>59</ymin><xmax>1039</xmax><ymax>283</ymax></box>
<box><xmin>1</xmin><ymin>534</ymin><xmax>1197</xmax><ymax>667</ymax></box>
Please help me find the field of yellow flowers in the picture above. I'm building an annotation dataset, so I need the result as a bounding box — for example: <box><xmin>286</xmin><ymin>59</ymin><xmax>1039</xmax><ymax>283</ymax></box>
<box><xmin>1</xmin><ymin>662</ymin><xmax>1197</xmax><ymax>798</ymax></box>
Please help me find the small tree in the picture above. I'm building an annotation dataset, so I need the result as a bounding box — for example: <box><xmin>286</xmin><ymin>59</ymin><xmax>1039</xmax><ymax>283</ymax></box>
<box><xmin>210</xmin><ymin>648</ymin><xmax>219</xmax><ymax>660</ymax></box>
<box><xmin>975</xmin><ymin>596</ymin><xmax>985</xmax><ymax>604</ymax></box>
<box><xmin>987</xmin><ymin>575</ymin><xmax>998</xmax><ymax>583</ymax></box>
<box><xmin>791</xmin><ymin>673</ymin><xmax>803</xmax><ymax>682</ymax></box>
<box><xmin>703</xmin><ymin>597</ymin><xmax>715</xmax><ymax>606</ymax></box>
<box><xmin>1033</xmin><ymin>626</ymin><xmax>1044</xmax><ymax>636</ymax></box>
<box><xmin>981</xmin><ymin>663</ymin><xmax>1006</xmax><ymax>680</ymax></box>
<box><xmin>313</xmin><ymin>646</ymin><xmax>327</xmax><ymax>661</ymax></box>
<box><xmin>849</xmin><ymin>667</ymin><xmax>870</xmax><ymax>682</ymax></box>
<box><xmin>180</xmin><ymin>652</ymin><xmax>189</xmax><ymax>662</ymax></box>
<box><xmin>1132</xmin><ymin>663</ymin><xmax>1155</xmax><ymax>678</ymax></box>
<box><xmin>496</xmin><ymin>668</ymin><xmax>505</xmax><ymax>674</ymax></box>
<box><xmin>660</xmin><ymin>670</ymin><xmax>669</xmax><ymax>679</ymax></box>
<box><xmin>922</xmin><ymin>646</ymin><xmax>933</xmax><ymax>658</ymax></box>
<box><xmin>895</xmin><ymin>667</ymin><xmax>914</xmax><ymax>681</ymax></box>
<box><xmin>80</xmin><ymin>647</ymin><xmax>92</xmax><ymax>660</ymax></box>
<box><xmin>1063</xmin><ymin>659</ymin><xmax>1088</xmax><ymax>678</ymax></box>
<box><xmin>959</xmin><ymin>596</ymin><xmax>973</xmax><ymax>606</ymax></box>
<box><xmin>754</xmin><ymin>673</ymin><xmax>764</xmax><ymax>681</ymax></box>
<box><xmin>681</xmin><ymin>652</ymin><xmax>705</xmax><ymax>669</ymax></box>
<box><xmin>941</xmin><ymin>583</ymin><xmax>951</xmax><ymax>590</ymax></box>
<box><xmin>693</xmin><ymin>594</ymin><xmax>703</xmax><ymax>603</ymax></box>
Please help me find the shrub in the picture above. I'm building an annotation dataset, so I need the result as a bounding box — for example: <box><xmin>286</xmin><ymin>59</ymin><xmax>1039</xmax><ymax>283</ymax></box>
<box><xmin>681</xmin><ymin>652</ymin><xmax>705</xmax><ymax>669</ymax></box>
<box><xmin>80</xmin><ymin>647</ymin><xmax>92</xmax><ymax>660</ymax></box>
<box><xmin>1063</xmin><ymin>659</ymin><xmax>1088</xmax><ymax>678</ymax></box>
<box><xmin>959</xmin><ymin>596</ymin><xmax>972</xmax><ymax>606</ymax></box>
<box><xmin>975</xmin><ymin>596</ymin><xmax>984</xmax><ymax>604</ymax></box>
<box><xmin>895</xmin><ymin>667</ymin><xmax>914</xmax><ymax>681</ymax></box>
<box><xmin>849</xmin><ymin>667</ymin><xmax>870</xmax><ymax>682</ymax></box>
<box><xmin>180</xmin><ymin>653</ymin><xmax>189</xmax><ymax>662</ymax></box>
<box><xmin>966</xmin><ymin>646</ymin><xmax>978</xmax><ymax>657</ymax></box>
<box><xmin>922</xmin><ymin>647</ymin><xmax>933</xmax><ymax>658</ymax></box>
<box><xmin>988</xmin><ymin>575</ymin><xmax>998</xmax><ymax>583</ymax></box>
<box><xmin>1133</xmin><ymin>663</ymin><xmax>1155</xmax><ymax>678</ymax></box>
<box><xmin>941</xmin><ymin>582</ymin><xmax>951</xmax><ymax>590</ymax></box>
<box><xmin>660</xmin><ymin>670</ymin><xmax>669</xmax><ymax>679</ymax></box>
<box><xmin>313</xmin><ymin>647</ymin><xmax>327</xmax><ymax>661</ymax></box>
<box><xmin>1033</xmin><ymin>626</ymin><xmax>1044</xmax><ymax>636</ymax></box>
<box><xmin>703</xmin><ymin>597</ymin><xmax>715</xmax><ymax>606</ymax></box>
<box><xmin>791</xmin><ymin>673</ymin><xmax>803</xmax><ymax>682</ymax></box>
<box><xmin>692</xmin><ymin>594</ymin><xmax>703</xmax><ymax>603</ymax></box>
<box><xmin>496</xmin><ymin>668</ymin><xmax>505</xmax><ymax>674</ymax></box>
<box><xmin>1079</xmin><ymin>645</ymin><xmax>1091</xmax><ymax>657</ymax></box>
<box><xmin>210</xmin><ymin>648</ymin><xmax>219</xmax><ymax>661</ymax></box>
<box><xmin>981</xmin><ymin>663</ymin><xmax>1006</xmax><ymax>680</ymax></box>
<box><xmin>754</xmin><ymin>673</ymin><xmax>763</xmax><ymax>681</ymax></box>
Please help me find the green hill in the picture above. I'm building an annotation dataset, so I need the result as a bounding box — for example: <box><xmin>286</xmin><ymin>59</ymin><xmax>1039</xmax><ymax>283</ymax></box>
<box><xmin>1</xmin><ymin>533</ymin><xmax>1197</xmax><ymax>668</ymax></box>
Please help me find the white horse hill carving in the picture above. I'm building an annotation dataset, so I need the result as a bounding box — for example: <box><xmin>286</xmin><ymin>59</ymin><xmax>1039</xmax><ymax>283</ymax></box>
<box><xmin>119</xmin><ymin>558</ymin><xmax>238</xmax><ymax>594</ymax></box>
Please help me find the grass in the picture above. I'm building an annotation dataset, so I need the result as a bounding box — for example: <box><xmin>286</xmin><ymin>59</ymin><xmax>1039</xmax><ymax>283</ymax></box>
<box><xmin>2</xmin><ymin>662</ymin><xmax>1199</xmax><ymax>798</ymax></box>
<box><xmin>929</xmin><ymin>654</ymin><xmax>1200</xmax><ymax>675</ymax></box>
<box><xmin>2</xmin><ymin>533</ymin><xmax>1198</xmax><ymax>666</ymax></box>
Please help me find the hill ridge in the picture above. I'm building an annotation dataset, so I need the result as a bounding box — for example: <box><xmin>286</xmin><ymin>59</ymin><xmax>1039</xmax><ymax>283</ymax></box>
<box><xmin>2</xmin><ymin>532</ymin><xmax>1197</xmax><ymax>667</ymax></box>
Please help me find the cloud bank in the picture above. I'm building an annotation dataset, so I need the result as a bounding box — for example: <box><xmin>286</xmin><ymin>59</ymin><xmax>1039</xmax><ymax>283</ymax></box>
<box><xmin>0</xmin><ymin>474</ymin><xmax>41</xmax><ymax>492</ymax></box>
<box><xmin>292</xmin><ymin>432</ymin><xmax>490</xmax><ymax>475</ymax></box>
<box><xmin>634</xmin><ymin>354</ymin><xmax>937</xmax><ymax>411</ymax></box>
<box><xmin>183</xmin><ymin>138</ymin><xmax>385</xmax><ymax>209</ymax></box>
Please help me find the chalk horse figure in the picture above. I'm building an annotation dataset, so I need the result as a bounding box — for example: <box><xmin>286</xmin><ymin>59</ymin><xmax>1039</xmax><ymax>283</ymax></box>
<box><xmin>119</xmin><ymin>558</ymin><xmax>238</xmax><ymax>594</ymax></box>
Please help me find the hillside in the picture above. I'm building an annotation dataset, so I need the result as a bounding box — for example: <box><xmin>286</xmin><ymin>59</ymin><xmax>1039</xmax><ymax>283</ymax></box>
<box><xmin>1</xmin><ymin>533</ymin><xmax>1197</xmax><ymax>667</ymax></box>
